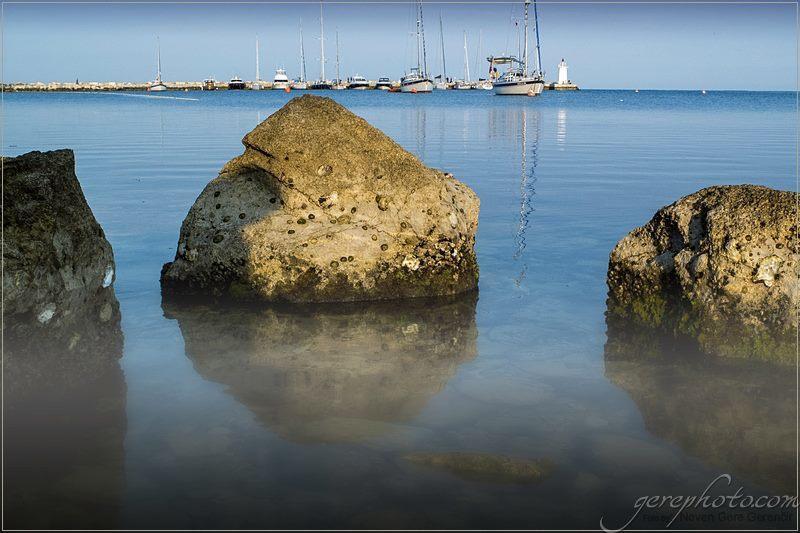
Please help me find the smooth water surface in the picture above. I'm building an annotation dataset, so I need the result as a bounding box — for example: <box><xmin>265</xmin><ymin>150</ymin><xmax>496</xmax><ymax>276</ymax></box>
<box><xmin>3</xmin><ymin>90</ymin><xmax>797</xmax><ymax>529</ymax></box>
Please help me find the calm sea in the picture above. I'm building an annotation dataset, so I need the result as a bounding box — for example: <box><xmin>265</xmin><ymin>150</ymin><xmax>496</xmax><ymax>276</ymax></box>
<box><xmin>3</xmin><ymin>90</ymin><xmax>797</xmax><ymax>529</ymax></box>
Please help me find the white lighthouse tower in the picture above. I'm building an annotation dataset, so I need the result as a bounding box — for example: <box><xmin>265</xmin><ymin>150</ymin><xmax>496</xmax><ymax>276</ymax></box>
<box><xmin>557</xmin><ymin>58</ymin><xmax>569</xmax><ymax>85</ymax></box>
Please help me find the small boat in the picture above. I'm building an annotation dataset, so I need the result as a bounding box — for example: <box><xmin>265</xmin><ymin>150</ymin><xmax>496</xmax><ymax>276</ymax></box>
<box><xmin>454</xmin><ymin>80</ymin><xmax>471</xmax><ymax>90</ymax></box>
<box><xmin>347</xmin><ymin>75</ymin><xmax>370</xmax><ymax>90</ymax></box>
<box><xmin>400</xmin><ymin>0</ymin><xmax>433</xmax><ymax>93</ymax></box>
<box><xmin>332</xmin><ymin>80</ymin><xmax>347</xmax><ymax>90</ymax></box>
<box><xmin>434</xmin><ymin>13</ymin><xmax>449</xmax><ymax>90</ymax></box>
<box><xmin>375</xmin><ymin>77</ymin><xmax>393</xmax><ymax>90</ymax></box>
<box><xmin>475</xmin><ymin>79</ymin><xmax>493</xmax><ymax>90</ymax></box>
<box><xmin>272</xmin><ymin>68</ymin><xmax>290</xmax><ymax>90</ymax></box>
<box><xmin>309</xmin><ymin>80</ymin><xmax>332</xmax><ymax>90</ymax></box>
<box><xmin>148</xmin><ymin>37</ymin><xmax>168</xmax><ymax>92</ymax></box>
<box><xmin>293</xmin><ymin>80</ymin><xmax>309</xmax><ymax>90</ymax></box>
<box><xmin>228</xmin><ymin>76</ymin><xmax>246</xmax><ymax>90</ymax></box>
<box><xmin>492</xmin><ymin>0</ymin><xmax>544</xmax><ymax>96</ymax></box>
<box><xmin>434</xmin><ymin>77</ymin><xmax>449</xmax><ymax>91</ymax></box>
<box><xmin>202</xmin><ymin>77</ymin><xmax>217</xmax><ymax>90</ymax></box>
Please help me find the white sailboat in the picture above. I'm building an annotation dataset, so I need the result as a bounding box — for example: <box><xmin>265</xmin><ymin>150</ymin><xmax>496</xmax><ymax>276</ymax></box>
<box><xmin>454</xmin><ymin>32</ymin><xmax>471</xmax><ymax>90</ymax></box>
<box><xmin>400</xmin><ymin>0</ymin><xmax>433</xmax><ymax>93</ymax></box>
<box><xmin>433</xmin><ymin>12</ymin><xmax>448</xmax><ymax>90</ymax></box>
<box><xmin>473</xmin><ymin>29</ymin><xmax>493</xmax><ymax>90</ymax></box>
<box><xmin>148</xmin><ymin>37</ymin><xmax>168</xmax><ymax>92</ymax></box>
<box><xmin>293</xmin><ymin>19</ymin><xmax>309</xmax><ymax>89</ymax></box>
<box><xmin>252</xmin><ymin>37</ymin><xmax>263</xmax><ymax>90</ymax></box>
<box><xmin>493</xmin><ymin>0</ymin><xmax>544</xmax><ymax>96</ymax></box>
<box><xmin>309</xmin><ymin>0</ymin><xmax>332</xmax><ymax>89</ymax></box>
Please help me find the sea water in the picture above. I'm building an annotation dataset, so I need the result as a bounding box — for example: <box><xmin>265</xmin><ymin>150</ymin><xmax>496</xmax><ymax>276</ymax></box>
<box><xmin>3</xmin><ymin>89</ymin><xmax>796</xmax><ymax>529</ymax></box>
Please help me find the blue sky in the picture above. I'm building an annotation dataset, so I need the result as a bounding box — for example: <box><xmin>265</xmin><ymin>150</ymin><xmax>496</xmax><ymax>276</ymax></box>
<box><xmin>2</xmin><ymin>1</ymin><xmax>796</xmax><ymax>89</ymax></box>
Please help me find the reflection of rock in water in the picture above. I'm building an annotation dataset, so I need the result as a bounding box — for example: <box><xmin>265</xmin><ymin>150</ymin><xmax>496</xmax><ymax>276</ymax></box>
<box><xmin>605</xmin><ymin>322</ymin><xmax>796</xmax><ymax>494</ymax></box>
<box><xmin>4</xmin><ymin>290</ymin><xmax>126</xmax><ymax>529</ymax></box>
<box><xmin>162</xmin><ymin>293</ymin><xmax>478</xmax><ymax>442</ymax></box>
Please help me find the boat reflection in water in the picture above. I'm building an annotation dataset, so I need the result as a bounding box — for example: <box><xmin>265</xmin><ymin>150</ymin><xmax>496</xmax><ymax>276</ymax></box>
<box><xmin>162</xmin><ymin>293</ymin><xmax>478</xmax><ymax>443</ymax></box>
<box><xmin>4</xmin><ymin>289</ymin><xmax>126</xmax><ymax>529</ymax></box>
<box><xmin>604</xmin><ymin>316</ymin><xmax>797</xmax><ymax>496</ymax></box>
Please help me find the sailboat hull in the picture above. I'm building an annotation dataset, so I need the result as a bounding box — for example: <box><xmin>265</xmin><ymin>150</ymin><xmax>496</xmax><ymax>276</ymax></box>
<box><xmin>148</xmin><ymin>83</ymin><xmax>168</xmax><ymax>92</ymax></box>
<box><xmin>494</xmin><ymin>80</ymin><xmax>545</xmax><ymax>96</ymax></box>
<box><xmin>400</xmin><ymin>79</ymin><xmax>433</xmax><ymax>93</ymax></box>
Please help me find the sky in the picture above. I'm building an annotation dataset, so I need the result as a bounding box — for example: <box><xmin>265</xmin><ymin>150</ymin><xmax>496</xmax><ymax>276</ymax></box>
<box><xmin>1</xmin><ymin>0</ymin><xmax>797</xmax><ymax>90</ymax></box>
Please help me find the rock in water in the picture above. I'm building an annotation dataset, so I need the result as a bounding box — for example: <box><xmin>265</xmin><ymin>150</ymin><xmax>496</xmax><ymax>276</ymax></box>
<box><xmin>161</xmin><ymin>95</ymin><xmax>479</xmax><ymax>302</ymax></box>
<box><xmin>607</xmin><ymin>185</ymin><xmax>797</xmax><ymax>363</ymax></box>
<box><xmin>3</xmin><ymin>149</ymin><xmax>121</xmax><ymax>357</ymax></box>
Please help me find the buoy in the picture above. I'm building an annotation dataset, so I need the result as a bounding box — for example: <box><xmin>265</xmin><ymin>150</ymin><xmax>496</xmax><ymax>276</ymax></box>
<box><xmin>411</xmin><ymin>88</ymin><xmax>417</xmax><ymax>94</ymax></box>
<box><xmin>285</xmin><ymin>86</ymin><xmax>291</xmax><ymax>93</ymax></box>
<box><xmin>701</xmin><ymin>90</ymin><xmax>707</xmax><ymax>95</ymax></box>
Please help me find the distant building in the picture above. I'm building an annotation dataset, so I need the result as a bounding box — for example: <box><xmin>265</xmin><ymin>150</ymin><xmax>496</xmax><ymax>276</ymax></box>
<box><xmin>557</xmin><ymin>59</ymin><xmax>569</xmax><ymax>85</ymax></box>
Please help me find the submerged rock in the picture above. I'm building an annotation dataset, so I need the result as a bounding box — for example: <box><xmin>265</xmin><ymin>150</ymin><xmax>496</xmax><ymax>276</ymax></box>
<box><xmin>607</xmin><ymin>185</ymin><xmax>797</xmax><ymax>363</ymax></box>
<box><xmin>161</xmin><ymin>95</ymin><xmax>479</xmax><ymax>302</ymax></box>
<box><xmin>161</xmin><ymin>293</ymin><xmax>477</xmax><ymax>443</ymax></box>
<box><xmin>2</xmin><ymin>149</ymin><xmax>122</xmax><ymax>357</ymax></box>
<box><xmin>403</xmin><ymin>452</ymin><xmax>553</xmax><ymax>484</ymax></box>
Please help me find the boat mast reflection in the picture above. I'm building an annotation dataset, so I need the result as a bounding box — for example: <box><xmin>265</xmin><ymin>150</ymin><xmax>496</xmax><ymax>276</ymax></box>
<box><xmin>513</xmin><ymin>107</ymin><xmax>540</xmax><ymax>287</ymax></box>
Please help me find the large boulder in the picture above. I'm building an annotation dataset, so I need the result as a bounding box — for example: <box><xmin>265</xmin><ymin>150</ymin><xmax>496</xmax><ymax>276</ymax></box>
<box><xmin>161</xmin><ymin>95</ymin><xmax>479</xmax><ymax>302</ymax></box>
<box><xmin>3</xmin><ymin>149</ymin><xmax>121</xmax><ymax>358</ymax></box>
<box><xmin>607</xmin><ymin>185</ymin><xmax>797</xmax><ymax>363</ymax></box>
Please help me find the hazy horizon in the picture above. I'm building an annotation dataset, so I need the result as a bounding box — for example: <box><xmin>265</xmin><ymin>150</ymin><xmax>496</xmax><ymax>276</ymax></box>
<box><xmin>2</xmin><ymin>1</ymin><xmax>796</xmax><ymax>90</ymax></box>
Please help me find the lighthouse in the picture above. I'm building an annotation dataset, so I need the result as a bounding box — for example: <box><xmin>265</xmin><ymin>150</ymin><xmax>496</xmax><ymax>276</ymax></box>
<box><xmin>557</xmin><ymin>58</ymin><xmax>569</xmax><ymax>85</ymax></box>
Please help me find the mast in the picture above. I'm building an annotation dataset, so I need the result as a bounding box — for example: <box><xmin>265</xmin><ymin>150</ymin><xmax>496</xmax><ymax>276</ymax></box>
<box><xmin>419</xmin><ymin>0</ymin><xmax>428</xmax><ymax>77</ymax></box>
<box><xmin>319</xmin><ymin>0</ymin><xmax>326</xmax><ymax>81</ymax></box>
<box><xmin>463</xmin><ymin>32</ymin><xmax>470</xmax><ymax>82</ymax></box>
<box><xmin>415</xmin><ymin>2</ymin><xmax>421</xmax><ymax>73</ymax></box>
<box><xmin>156</xmin><ymin>36</ymin><xmax>162</xmax><ymax>82</ymax></box>
<box><xmin>532</xmin><ymin>0</ymin><xmax>542</xmax><ymax>76</ymax></box>
<box><xmin>255</xmin><ymin>37</ymin><xmax>260</xmax><ymax>82</ymax></box>
<box><xmin>335</xmin><ymin>30</ymin><xmax>341</xmax><ymax>84</ymax></box>
<box><xmin>523</xmin><ymin>0</ymin><xmax>530</xmax><ymax>77</ymax></box>
<box><xmin>474</xmin><ymin>29</ymin><xmax>482</xmax><ymax>80</ymax></box>
<box><xmin>439</xmin><ymin>12</ymin><xmax>447</xmax><ymax>81</ymax></box>
<box><xmin>299</xmin><ymin>19</ymin><xmax>307</xmax><ymax>82</ymax></box>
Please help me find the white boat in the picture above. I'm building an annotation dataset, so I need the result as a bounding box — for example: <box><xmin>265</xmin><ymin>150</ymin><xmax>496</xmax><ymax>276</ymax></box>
<box><xmin>148</xmin><ymin>37</ymin><xmax>168</xmax><ymax>92</ymax></box>
<box><xmin>331</xmin><ymin>31</ymin><xmax>347</xmax><ymax>90</ymax></box>
<box><xmin>272</xmin><ymin>68</ymin><xmax>290</xmax><ymax>90</ymax></box>
<box><xmin>434</xmin><ymin>78</ymin><xmax>449</xmax><ymax>90</ymax></box>
<box><xmin>454</xmin><ymin>80</ymin><xmax>472</xmax><ymax>90</ymax></box>
<box><xmin>475</xmin><ymin>80</ymin><xmax>493</xmax><ymax>90</ymax></box>
<box><xmin>492</xmin><ymin>0</ymin><xmax>544</xmax><ymax>96</ymax></box>
<box><xmin>347</xmin><ymin>75</ymin><xmax>370</xmax><ymax>90</ymax></box>
<box><xmin>400</xmin><ymin>0</ymin><xmax>433</xmax><ymax>93</ymax></box>
<box><xmin>228</xmin><ymin>76</ymin><xmax>246</xmax><ymax>90</ymax></box>
<box><xmin>376</xmin><ymin>77</ymin><xmax>393</xmax><ymax>90</ymax></box>
<box><xmin>252</xmin><ymin>37</ymin><xmax>263</xmax><ymax>90</ymax></box>
<box><xmin>293</xmin><ymin>80</ymin><xmax>309</xmax><ymax>90</ymax></box>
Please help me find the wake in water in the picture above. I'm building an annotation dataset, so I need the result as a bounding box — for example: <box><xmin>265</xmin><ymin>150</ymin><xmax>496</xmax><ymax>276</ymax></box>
<box><xmin>90</xmin><ymin>92</ymin><xmax>199</xmax><ymax>101</ymax></box>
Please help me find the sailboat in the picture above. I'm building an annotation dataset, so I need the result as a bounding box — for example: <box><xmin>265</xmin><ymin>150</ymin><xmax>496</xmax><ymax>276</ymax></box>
<box><xmin>433</xmin><ymin>12</ymin><xmax>448</xmax><ymax>90</ymax></box>
<box><xmin>293</xmin><ymin>19</ymin><xmax>309</xmax><ymax>89</ymax></box>
<box><xmin>400</xmin><ymin>0</ymin><xmax>433</xmax><ymax>93</ymax></box>
<box><xmin>252</xmin><ymin>37</ymin><xmax>263</xmax><ymax>90</ymax></box>
<box><xmin>492</xmin><ymin>0</ymin><xmax>544</xmax><ymax>96</ymax></box>
<box><xmin>332</xmin><ymin>30</ymin><xmax>346</xmax><ymax>89</ymax></box>
<box><xmin>454</xmin><ymin>32</ymin><xmax>471</xmax><ymax>90</ymax></box>
<box><xmin>148</xmin><ymin>37</ymin><xmax>168</xmax><ymax>92</ymax></box>
<box><xmin>309</xmin><ymin>0</ymin><xmax>332</xmax><ymax>90</ymax></box>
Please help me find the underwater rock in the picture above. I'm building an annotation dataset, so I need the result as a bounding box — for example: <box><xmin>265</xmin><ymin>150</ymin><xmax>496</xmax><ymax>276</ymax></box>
<box><xmin>403</xmin><ymin>452</ymin><xmax>553</xmax><ymax>484</ymax></box>
<box><xmin>607</xmin><ymin>185</ymin><xmax>797</xmax><ymax>363</ymax></box>
<box><xmin>161</xmin><ymin>293</ymin><xmax>478</xmax><ymax>443</ymax></box>
<box><xmin>604</xmin><ymin>326</ymin><xmax>796</xmax><ymax>494</ymax></box>
<box><xmin>3</xmin><ymin>149</ymin><xmax>122</xmax><ymax>358</ymax></box>
<box><xmin>161</xmin><ymin>95</ymin><xmax>479</xmax><ymax>302</ymax></box>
